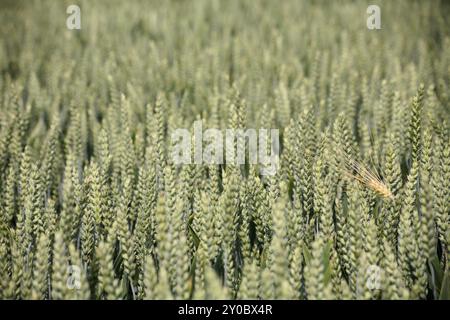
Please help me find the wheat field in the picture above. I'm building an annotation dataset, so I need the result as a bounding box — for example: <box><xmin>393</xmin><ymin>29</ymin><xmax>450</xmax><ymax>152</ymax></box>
<box><xmin>0</xmin><ymin>0</ymin><xmax>449</xmax><ymax>300</ymax></box>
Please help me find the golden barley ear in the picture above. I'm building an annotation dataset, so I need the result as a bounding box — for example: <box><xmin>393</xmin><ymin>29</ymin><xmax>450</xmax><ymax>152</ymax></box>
<box><xmin>337</xmin><ymin>148</ymin><xmax>394</xmax><ymax>200</ymax></box>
